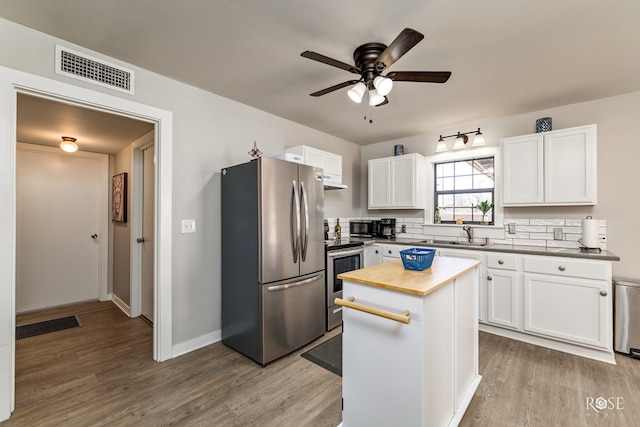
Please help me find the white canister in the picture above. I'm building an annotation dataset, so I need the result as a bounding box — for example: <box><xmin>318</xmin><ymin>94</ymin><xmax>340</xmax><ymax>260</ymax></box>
<box><xmin>581</xmin><ymin>216</ymin><xmax>600</xmax><ymax>248</ymax></box>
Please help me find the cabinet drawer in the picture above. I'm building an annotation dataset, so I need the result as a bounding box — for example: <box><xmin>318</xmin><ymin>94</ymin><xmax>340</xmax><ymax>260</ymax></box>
<box><xmin>380</xmin><ymin>244</ymin><xmax>403</xmax><ymax>258</ymax></box>
<box><xmin>486</xmin><ymin>253</ymin><xmax>518</xmax><ymax>270</ymax></box>
<box><xmin>523</xmin><ymin>257</ymin><xmax>609</xmax><ymax>281</ymax></box>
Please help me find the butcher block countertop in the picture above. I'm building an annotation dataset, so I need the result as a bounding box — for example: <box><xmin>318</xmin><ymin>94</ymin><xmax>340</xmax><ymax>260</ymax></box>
<box><xmin>338</xmin><ymin>256</ymin><xmax>480</xmax><ymax>297</ymax></box>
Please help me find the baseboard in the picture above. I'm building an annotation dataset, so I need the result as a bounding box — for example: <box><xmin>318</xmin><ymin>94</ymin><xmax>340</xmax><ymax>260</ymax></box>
<box><xmin>448</xmin><ymin>375</ymin><xmax>482</xmax><ymax>427</ymax></box>
<box><xmin>110</xmin><ymin>294</ymin><xmax>131</xmax><ymax>317</ymax></box>
<box><xmin>172</xmin><ymin>330</ymin><xmax>222</xmax><ymax>358</ymax></box>
<box><xmin>479</xmin><ymin>323</ymin><xmax>616</xmax><ymax>365</ymax></box>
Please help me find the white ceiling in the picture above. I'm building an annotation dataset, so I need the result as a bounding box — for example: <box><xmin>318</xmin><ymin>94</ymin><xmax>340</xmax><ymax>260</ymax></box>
<box><xmin>3</xmin><ymin>0</ymin><xmax>640</xmax><ymax>148</ymax></box>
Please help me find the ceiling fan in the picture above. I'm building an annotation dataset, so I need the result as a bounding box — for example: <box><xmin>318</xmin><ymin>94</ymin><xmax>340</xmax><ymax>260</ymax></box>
<box><xmin>301</xmin><ymin>28</ymin><xmax>451</xmax><ymax>107</ymax></box>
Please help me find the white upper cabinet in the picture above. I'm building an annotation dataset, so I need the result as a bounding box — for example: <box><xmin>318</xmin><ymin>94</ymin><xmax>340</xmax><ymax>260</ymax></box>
<box><xmin>368</xmin><ymin>153</ymin><xmax>425</xmax><ymax>209</ymax></box>
<box><xmin>284</xmin><ymin>145</ymin><xmax>344</xmax><ymax>188</ymax></box>
<box><xmin>501</xmin><ymin>124</ymin><xmax>597</xmax><ymax>206</ymax></box>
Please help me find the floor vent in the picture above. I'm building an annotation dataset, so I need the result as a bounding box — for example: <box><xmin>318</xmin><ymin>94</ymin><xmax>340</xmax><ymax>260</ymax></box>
<box><xmin>55</xmin><ymin>45</ymin><xmax>134</xmax><ymax>94</ymax></box>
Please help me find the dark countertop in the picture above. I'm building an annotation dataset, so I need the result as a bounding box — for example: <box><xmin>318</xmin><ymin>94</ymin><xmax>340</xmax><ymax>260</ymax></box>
<box><xmin>351</xmin><ymin>237</ymin><xmax>620</xmax><ymax>261</ymax></box>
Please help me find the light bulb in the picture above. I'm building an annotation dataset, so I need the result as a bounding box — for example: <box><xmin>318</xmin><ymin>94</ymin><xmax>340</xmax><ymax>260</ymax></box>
<box><xmin>368</xmin><ymin>89</ymin><xmax>385</xmax><ymax>106</ymax></box>
<box><xmin>373</xmin><ymin>76</ymin><xmax>393</xmax><ymax>96</ymax></box>
<box><xmin>347</xmin><ymin>82</ymin><xmax>366</xmax><ymax>103</ymax></box>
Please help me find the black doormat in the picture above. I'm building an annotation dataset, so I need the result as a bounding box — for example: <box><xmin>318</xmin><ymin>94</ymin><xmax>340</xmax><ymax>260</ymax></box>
<box><xmin>301</xmin><ymin>333</ymin><xmax>341</xmax><ymax>377</ymax></box>
<box><xmin>16</xmin><ymin>315</ymin><xmax>81</xmax><ymax>340</ymax></box>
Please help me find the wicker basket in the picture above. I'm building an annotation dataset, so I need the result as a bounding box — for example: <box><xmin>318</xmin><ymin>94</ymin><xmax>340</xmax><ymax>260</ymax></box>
<box><xmin>399</xmin><ymin>248</ymin><xmax>436</xmax><ymax>271</ymax></box>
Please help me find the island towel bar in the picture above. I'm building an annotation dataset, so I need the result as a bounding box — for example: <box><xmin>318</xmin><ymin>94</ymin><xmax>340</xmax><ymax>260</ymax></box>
<box><xmin>335</xmin><ymin>296</ymin><xmax>411</xmax><ymax>324</ymax></box>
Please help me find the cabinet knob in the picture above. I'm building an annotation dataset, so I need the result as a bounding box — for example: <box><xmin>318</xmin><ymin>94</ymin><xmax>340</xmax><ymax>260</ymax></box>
<box><xmin>498</xmin><ymin>259</ymin><xmax>504</xmax><ymax>265</ymax></box>
<box><xmin>487</xmin><ymin>275</ymin><xmax>493</xmax><ymax>281</ymax></box>
<box><xmin>558</xmin><ymin>265</ymin><xmax>566</xmax><ymax>271</ymax></box>
<box><xmin>375</xmin><ymin>250</ymin><xmax>379</xmax><ymax>254</ymax></box>
<box><xmin>388</xmin><ymin>250</ymin><xmax>392</xmax><ymax>254</ymax></box>
<box><xmin>600</xmin><ymin>290</ymin><xmax>608</xmax><ymax>297</ymax></box>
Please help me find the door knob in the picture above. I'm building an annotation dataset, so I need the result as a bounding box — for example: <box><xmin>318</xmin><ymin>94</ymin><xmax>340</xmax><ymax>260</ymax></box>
<box><xmin>137</xmin><ymin>237</ymin><xmax>146</xmax><ymax>243</ymax></box>
<box><xmin>91</xmin><ymin>234</ymin><xmax>98</xmax><ymax>239</ymax></box>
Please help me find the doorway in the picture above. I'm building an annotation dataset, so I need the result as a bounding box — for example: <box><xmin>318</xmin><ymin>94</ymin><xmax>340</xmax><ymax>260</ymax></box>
<box><xmin>0</xmin><ymin>66</ymin><xmax>174</xmax><ymax>419</ymax></box>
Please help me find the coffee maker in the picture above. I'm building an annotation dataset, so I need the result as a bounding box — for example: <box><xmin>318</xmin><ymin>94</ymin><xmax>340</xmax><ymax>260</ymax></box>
<box><xmin>378</xmin><ymin>218</ymin><xmax>396</xmax><ymax>239</ymax></box>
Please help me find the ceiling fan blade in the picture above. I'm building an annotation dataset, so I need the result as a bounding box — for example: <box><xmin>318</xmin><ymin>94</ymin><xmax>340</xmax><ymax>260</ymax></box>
<box><xmin>375</xmin><ymin>28</ymin><xmax>424</xmax><ymax>71</ymax></box>
<box><xmin>310</xmin><ymin>80</ymin><xmax>360</xmax><ymax>97</ymax></box>
<box><xmin>387</xmin><ymin>71</ymin><xmax>452</xmax><ymax>83</ymax></box>
<box><xmin>301</xmin><ymin>51</ymin><xmax>361</xmax><ymax>74</ymax></box>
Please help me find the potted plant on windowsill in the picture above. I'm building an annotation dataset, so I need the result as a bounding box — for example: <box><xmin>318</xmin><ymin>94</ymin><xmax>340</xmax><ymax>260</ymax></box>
<box><xmin>476</xmin><ymin>201</ymin><xmax>494</xmax><ymax>225</ymax></box>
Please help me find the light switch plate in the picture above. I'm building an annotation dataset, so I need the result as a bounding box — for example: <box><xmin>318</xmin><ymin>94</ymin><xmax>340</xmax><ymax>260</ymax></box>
<box><xmin>508</xmin><ymin>223</ymin><xmax>516</xmax><ymax>234</ymax></box>
<box><xmin>182</xmin><ymin>219</ymin><xmax>196</xmax><ymax>234</ymax></box>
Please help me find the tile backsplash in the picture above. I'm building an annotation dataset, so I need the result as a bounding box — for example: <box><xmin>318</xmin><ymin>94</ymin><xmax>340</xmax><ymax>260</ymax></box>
<box><xmin>327</xmin><ymin>216</ymin><xmax>607</xmax><ymax>250</ymax></box>
<box><xmin>496</xmin><ymin>218</ymin><xmax>607</xmax><ymax>250</ymax></box>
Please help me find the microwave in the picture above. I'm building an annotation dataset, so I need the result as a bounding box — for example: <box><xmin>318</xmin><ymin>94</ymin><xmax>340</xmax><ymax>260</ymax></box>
<box><xmin>349</xmin><ymin>220</ymin><xmax>379</xmax><ymax>238</ymax></box>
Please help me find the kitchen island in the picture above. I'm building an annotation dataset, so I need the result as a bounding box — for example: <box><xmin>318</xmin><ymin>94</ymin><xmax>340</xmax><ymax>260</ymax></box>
<box><xmin>337</xmin><ymin>256</ymin><xmax>481</xmax><ymax>427</ymax></box>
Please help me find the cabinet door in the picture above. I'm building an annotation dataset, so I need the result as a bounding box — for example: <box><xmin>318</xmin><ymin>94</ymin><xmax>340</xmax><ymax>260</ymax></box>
<box><xmin>544</xmin><ymin>125</ymin><xmax>597</xmax><ymax>204</ymax></box>
<box><xmin>502</xmin><ymin>134</ymin><xmax>544</xmax><ymax>205</ymax></box>
<box><xmin>363</xmin><ymin>244</ymin><xmax>381</xmax><ymax>267</ymax></box>
<box><xmin>368</xmin><ymin>158</ymin><xmax>391</xmax><ymax>208</ymax></box>
<box><xmin>390</xmin><ymin>155</ymin><xmax>416</xmax><ymax>207</ymax></box>
<box><xmin>322</xmin><ymin>151</ymin><xmax>342</xmax><ymax>177</ymax></box>
<box><xmin>523</xmin><ymin>273</ymin><xmax>610</xmax><ymax>349</ymax></box>
<box><xmin>486</xmin><ymin>269</ymin><xmax>519</xmax><ymax>329</ymax></box>
<box><xmin>302</xmin><ymin>146</ymin><xmax>324</xmax><ymax>169</ymax></box>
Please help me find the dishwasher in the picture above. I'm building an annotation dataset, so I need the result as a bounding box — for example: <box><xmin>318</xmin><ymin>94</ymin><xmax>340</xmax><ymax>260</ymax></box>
<box><xmin>614</xmin><ymin>278</ymin><xmax>640</xmax><ymax>358</ymax></box>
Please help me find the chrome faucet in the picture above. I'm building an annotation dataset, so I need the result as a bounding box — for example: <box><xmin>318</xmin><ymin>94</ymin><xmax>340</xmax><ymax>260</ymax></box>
<box><xmin>462</xmin><ymin>225</ymin><xmax>473</xmax><ymax>243</ymax></box>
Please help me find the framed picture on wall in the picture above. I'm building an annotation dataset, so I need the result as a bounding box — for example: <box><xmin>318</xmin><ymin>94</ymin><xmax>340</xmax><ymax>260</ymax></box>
<box><xmin>112</xmin><ymin>172</ymin><xmax>127</xmax><ymax>222</ymax></box>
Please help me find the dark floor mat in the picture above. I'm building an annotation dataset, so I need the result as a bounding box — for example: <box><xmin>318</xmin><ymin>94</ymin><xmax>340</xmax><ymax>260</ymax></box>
<box><xmin>301</xmin><ymin>333</ymin><xmax>341</xmax><ymax>376</ymax></box>
<box><xmin>16</xmin><ymin>315</ymin><xmax>81</xmax><ymax>340</ymax></box>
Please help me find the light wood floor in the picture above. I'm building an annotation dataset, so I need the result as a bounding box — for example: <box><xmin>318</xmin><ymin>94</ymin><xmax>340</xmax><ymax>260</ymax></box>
<box><xmin>3</xmin><ymin>301</ymin><xmax>640</xmax><ymax>426</ymax></box>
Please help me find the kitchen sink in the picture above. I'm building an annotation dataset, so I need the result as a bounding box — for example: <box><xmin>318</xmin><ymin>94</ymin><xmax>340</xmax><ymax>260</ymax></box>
<box><xmin>417</xmin><ymin>239</ymin><xmax>491</xmax><ymax>247</ymax></box>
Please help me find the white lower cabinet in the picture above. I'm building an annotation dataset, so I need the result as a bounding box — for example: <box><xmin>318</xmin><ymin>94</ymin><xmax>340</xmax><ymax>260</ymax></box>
<box><xmin>363</xmin><ymin>244</ymin><xmax>381</xmax><ymax>268</ymax></box>
<box><xmin>485</xmin><ymin>253</ymin><xmax>520</xmax><ymax>329</ymax></box>
<box><xmin>522</xmin><ymin>256</ymin><xmax>611</xmax><ymax>350</ymax></box>
<box><xmin>379</xmin><ymin>243</ymin><xmax>413</xmax><ymax>263</ymax></box>
<box><xmin>480</xmin><ymin>253</ymin><xmax>614</xmax><ymax>363</ymax></box>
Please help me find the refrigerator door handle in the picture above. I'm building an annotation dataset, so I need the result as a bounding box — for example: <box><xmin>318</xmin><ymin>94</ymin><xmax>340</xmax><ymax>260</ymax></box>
<box><xmin>291</xmin><ymin>180</ymin><xmax>301</xmax><ymax>263</ymax></box>
<box><xmin>300</xmin><ymin>180</ymin><xmax>309</xmax><ymax>261</ymax></box>
<box><xmin>267</xmin><ymin>274</ymin><xmax>323</xmax><ymax>291</ymax></box>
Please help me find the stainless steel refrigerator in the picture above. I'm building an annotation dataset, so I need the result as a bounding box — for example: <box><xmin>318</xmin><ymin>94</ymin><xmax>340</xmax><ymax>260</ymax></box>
<box><xmin>221</xmin><ymin>157</ymin><xmax>325</xmax><ymax>365</ymax></box>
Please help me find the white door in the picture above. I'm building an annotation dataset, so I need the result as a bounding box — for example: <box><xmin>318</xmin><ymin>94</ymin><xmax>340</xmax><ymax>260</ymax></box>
<box><xmin>16</xmin><ymin>145</ymin><xmax>105</xmax><ymax>312</ymax></box>
<box><xmin>141</xmin><ymin>145</ymin><xmax>155</xmax><ymax>323</ymax></box>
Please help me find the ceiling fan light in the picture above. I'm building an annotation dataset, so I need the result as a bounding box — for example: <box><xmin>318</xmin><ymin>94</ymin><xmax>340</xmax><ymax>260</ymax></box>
<box><xmin>347</xmin><ymin>82</ymin><xmax>366</xmax><ymax>103</ymax></box>
<box><xmin>60</xmin><ymin>136</ymin><xmax>78</xmax><ymax>153</ymax></box>
<box><xmin>472</xmin><ymin>130</ymin><xmax>486</xmax><ymax>147</ymax></box>
<box><xmin>373</xmin><ymin>76</ymin><xmax>393</xmax><ymax>96</ymax></box>
<box><xmin>368</xmin><ymin>89</ymin><xmax>385</xmax><ymax>106</ymax></box>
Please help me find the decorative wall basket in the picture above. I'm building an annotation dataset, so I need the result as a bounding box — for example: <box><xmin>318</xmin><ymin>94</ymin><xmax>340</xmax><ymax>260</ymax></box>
<box><xmin>535</xmin><ymin>117</ymin><xmax>552</xmax><ymax>133</ymax></box>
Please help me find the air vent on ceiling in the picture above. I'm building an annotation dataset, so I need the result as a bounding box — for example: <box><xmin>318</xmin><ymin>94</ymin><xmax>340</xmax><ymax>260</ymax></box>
<box><xmin>55</xmin><ymin>45</ymin><xmax>135</xmax><ymax>94</ymax></box>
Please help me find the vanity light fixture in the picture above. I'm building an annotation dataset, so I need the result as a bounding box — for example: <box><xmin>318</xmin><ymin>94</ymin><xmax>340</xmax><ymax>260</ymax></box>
<box><xmin>435</xmin><ymin>128</ymin><xmax>484</xmax><ymax>152</ymax></box>
<box><xmin>60</xmin><ymin>136</ymin><xmax>78</xmax><ymax>153</ymax></box>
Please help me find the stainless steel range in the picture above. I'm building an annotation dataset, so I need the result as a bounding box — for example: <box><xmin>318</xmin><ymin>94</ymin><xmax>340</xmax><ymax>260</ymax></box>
<box><xmin>325</xmin><ymin>239</ymin><xmax>364</xmax><ymax>330</ymax></box>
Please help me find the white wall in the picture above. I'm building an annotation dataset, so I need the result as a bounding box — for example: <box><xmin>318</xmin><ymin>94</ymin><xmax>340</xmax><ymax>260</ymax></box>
<box><xmin>0</xmin><ymin>18</ymin><xmax>361</xmax><ymax>349</ymax></box>
<box><xmin>361</xmin><ymin>91</ymin><xmax>640</xmax><ymax>278</ymax></box>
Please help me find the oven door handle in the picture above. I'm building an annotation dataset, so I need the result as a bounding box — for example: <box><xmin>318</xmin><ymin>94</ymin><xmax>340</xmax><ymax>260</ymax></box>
<box><xmin>327</xmin><ymin>248</ymin><xmax>363</xmax><ymax>258</ymax></box>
